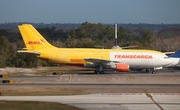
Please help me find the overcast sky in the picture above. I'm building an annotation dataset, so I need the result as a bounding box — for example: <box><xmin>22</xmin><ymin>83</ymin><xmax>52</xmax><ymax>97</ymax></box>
<box><xmin>0</xmin><ymin>0</ymin><xmax>180</xmax><ymax>24</ymax></box>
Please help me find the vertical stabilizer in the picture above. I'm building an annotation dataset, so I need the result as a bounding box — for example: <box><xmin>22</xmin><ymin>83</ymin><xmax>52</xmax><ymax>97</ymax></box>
<box><xmin>22</xmin><ymin>24</ymin><xmax>56</xmax><ymax>48</ymax></box>
<box><xmin>169</xmin><ymin>49</ymin><xmax>180</xmax><ymax>58</ymax></box>
<box><xmin>18</xmin><ymin>24</ymin><xmax>57</xmax><ymax>50</ymax></box>
<box><xmin>18</xmin><ymin>26</ymin><xmax>34</xmax><ymax>50</ymax></box>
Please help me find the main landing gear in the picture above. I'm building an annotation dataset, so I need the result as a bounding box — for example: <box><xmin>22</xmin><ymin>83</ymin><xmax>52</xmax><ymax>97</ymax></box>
<box><xmin>151</xmin><ymin>70</ymin><xmax>155</xmax><ymax>74</ymax></box>
<box><xmin>145</xmin><ymin>69</ymin><xmax>155</xmax><ymax>74</ymax></box>
<box><xmin>94</xmin><ymin>65</ymin><xmax>104</xmax><ymax>74</ymax></box>
<box><xmin>94</xmin><ymin>70</ymin><xmax>104</xmax><ymax>74</ymax></box>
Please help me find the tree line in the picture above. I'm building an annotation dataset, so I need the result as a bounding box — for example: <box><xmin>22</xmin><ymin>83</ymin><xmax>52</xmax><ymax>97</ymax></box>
<box><xmin>0</xmin><ymin>22</ymin><xmax>180</xmax><ymax>68</ymax></box>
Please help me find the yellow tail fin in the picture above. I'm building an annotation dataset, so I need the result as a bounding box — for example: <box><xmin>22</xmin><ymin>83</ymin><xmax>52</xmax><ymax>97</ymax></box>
<box><xmin>18</xmin><ymin>24</ymin><xmax>56</xmax><ymax>50</ymax></box>
<box><xmin>22</xmin><ymin>24</ymin><xmax>56</xmax><ymax>48</ymax></box>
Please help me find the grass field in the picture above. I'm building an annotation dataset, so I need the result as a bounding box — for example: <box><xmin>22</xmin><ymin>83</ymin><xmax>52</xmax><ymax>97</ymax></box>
<box><xmin>0</xmin><ymin>87</ymin><xmax>89</xmax><ymax>110</ymax></box>
<box><xmin>1</xmin><ymin>66</ymin><xmax>94</xmax><ymax>76</ymax></box>
<box><xmin>0</xmin><ymin>101</ymin><xmax>84</xmax><ymax>110</ymax></box>
<box><xmin>0</xmin><ymin>87</ymin><xmax>90</xmax><ymax>96</ymax></box>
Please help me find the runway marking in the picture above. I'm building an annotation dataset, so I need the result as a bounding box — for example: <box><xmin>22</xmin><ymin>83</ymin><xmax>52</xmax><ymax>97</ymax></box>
<box><xmin>128</xmin><ymin>75</ymin><xmax>135</xmax><ymax>81</ymax></box>
<box><xmin>68</xmin><ymin>75</ymin><xmax>73</xmax><ymax>82</ymax></box>
<box><xmin>96</xmin><ymin>77</ymin><xmax>128</xmax><ymax>80</ymax></box>
<box><xmin>144</xmin><ymin>90</ymin><xmax>164</xmax><ymax>110</ymax></box>
<box><xmin>162</xmin><ymin>78</ymin><xmax>180</xmax><ymax>80</ymax></box>
<box><xmin>101</xmin><ymin>93</ymin><xmax>180</xmax><ymax>96</ymax></box>
<box><xmin>101</xmin><ymin>93</ymin><xmax>143</xmax><ymax>95</ymax></box>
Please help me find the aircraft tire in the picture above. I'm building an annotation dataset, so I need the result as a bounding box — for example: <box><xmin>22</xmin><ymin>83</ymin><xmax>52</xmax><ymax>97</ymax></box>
<box><xmin>94</xmin><ymin>70</ymin><xmax>99</xmax><ymax>74</ymax></box>
<box><xmin>94</xmin><ymin>70</ymin><xmax>105</xmax><ymax>74</ymax></box>
<box><xmin>152</xmin><ymin>71</ymin><xmax>155</xmax><ymax>74</ymax></box>
<box><xmin>100</xmin><ymin>71</ymin><xmax>104</xmax><ymax>74</ymax></box>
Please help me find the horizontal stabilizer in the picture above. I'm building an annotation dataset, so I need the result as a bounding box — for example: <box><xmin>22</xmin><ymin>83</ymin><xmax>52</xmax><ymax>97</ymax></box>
<box><xmin>121</xmin><ymin>45</ymin><xmax>138</xmax><ymax>49</ymax></box>
<box><xmin>17</xmin><ymin>50</ymin><xmax>40</xmax><ymax>56</ymax></box>
<box><xmin>94</xmin><ymin>45</ymin><xmax>106</xmax><ymax>49</ymax></box>
<box><xmin>164</xmin><ymin>52</ymin><xmax>175</xmax><ymax>55</ymax></box>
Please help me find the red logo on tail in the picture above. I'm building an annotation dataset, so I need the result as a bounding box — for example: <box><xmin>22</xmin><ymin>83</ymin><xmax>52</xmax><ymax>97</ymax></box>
<box><xmin>27</xmin><ymin>41</ymin><xmax>41</xmax><ymax>44</ymax></box>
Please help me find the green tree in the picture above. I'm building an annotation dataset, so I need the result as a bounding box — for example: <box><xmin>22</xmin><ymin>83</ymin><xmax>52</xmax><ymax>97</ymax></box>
<box><xmin>118</xmin><ymin>27</ymin><xmax>131</xmax><ymax>46</ymax></box>
<box><xmin>0</xmin><ymin>36</ymin><xmax>11</xmax><ymax>67</ymax></box>
<box><xmin>140</xmin><ymin>30</ymin><xmax>154</xmax><ymax>49</ymax></box>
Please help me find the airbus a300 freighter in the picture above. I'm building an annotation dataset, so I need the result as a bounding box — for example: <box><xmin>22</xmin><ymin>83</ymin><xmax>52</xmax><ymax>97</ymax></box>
<box><xmin>17</xmin><ymin>24</ymin><xmax>180</xmax><ymax>74</ymax></box>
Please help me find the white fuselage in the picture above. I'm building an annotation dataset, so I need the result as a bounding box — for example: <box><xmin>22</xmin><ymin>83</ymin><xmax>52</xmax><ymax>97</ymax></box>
<box><xmin>110</xmin><ymin>52</ymin><xmax>178</xmax><ymax>69</ymax></box>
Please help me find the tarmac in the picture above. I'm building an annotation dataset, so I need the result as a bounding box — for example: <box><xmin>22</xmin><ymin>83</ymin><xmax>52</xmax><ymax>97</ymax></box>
<box><xmin>0</xmin><ymin>69</ymin><xmax>180</xmax><ymax>110</ymax></box>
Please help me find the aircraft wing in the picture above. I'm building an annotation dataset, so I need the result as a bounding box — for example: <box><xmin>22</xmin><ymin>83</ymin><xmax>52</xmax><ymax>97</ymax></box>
<box><xmin>84</xmin><ymin>58</ymin><xmax>120</xmax><ymax>64</ymax></box>
<box><xmin>84</xmin><ymin>58</ymin><xmax>128</xmax><ymax>73</ymax></box>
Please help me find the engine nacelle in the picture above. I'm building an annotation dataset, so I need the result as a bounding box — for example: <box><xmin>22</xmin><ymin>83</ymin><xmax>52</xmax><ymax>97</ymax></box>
<box><xmin>116</xmin><ymin>63</ymin><xmax>129</xmax><ymax>72</ymax></box>
<box><xmin>110</xmin><ymin>63</ymin><xmax>129</xmax><ymax>72</ymax></box>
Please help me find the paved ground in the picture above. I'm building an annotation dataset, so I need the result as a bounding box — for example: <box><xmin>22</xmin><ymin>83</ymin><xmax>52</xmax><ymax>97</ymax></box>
<box><xmin>0</xmin><ymin>69</ymin><xmax>180</xmax><ymax>110</ymax></box>
<box><xmin>0</xmin><ymin>93</ymin><xmax>180</xmax><ymax>110</ymax></box>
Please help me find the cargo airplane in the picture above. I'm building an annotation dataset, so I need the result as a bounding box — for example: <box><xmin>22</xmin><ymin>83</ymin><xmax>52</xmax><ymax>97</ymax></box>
<box><xmin>17</xmin><ymin>24</ymin><xmax>180</xmax><ymax>74</ymax></box>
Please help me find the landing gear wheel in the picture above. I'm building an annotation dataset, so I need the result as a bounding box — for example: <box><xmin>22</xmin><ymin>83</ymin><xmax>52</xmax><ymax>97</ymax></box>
<box><xmin>94</xmin><ymin>70</ymin><xmax>99</xmax><ymax>74</ymax></box>
<box><xmin>94</xmin><ymin>70</ymin><xmax>104</xmax><ymax>74</ymax></box>
<box><xmin>169</xmin><ymin>68</ymin><xmax>173</xmax><ymax>72</ymax></box>
<box><xmin>94</xmin><ymin>65</ymin><xmax>104</xmax><ymax>74</ymax></box>
<box><xmin>152</xmin><ymin>70</ymin><xmax>155</xmax><ymax>74</ymax></box>
<box><xmin>100</xmin><ymin>71</ymin><xmax>104</xmax><ymax>74</ymax></box>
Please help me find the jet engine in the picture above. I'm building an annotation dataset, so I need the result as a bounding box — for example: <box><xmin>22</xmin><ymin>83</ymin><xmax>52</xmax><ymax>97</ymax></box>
<box><xmin>110</xmin><ymin>63</ymin><xmax>129</xmax><ymax>72</ymax></box>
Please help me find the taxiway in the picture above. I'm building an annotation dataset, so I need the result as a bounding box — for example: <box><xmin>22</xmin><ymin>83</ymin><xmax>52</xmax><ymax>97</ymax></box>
<box><xmin>0</xmin><ymin>70</ymin><xmax>180</xmax><ymax>110</ymax></box>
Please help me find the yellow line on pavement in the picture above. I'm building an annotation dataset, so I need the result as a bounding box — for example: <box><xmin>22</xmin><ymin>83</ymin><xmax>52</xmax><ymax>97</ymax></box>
<box><xmin>68</xmin><ymin>75</ymin><xmax>73</xmax><ymax>82</ymax></box>
<box><xmin>128</xmin><ymin>75</ymin><xmax>135</xmax><ymax>81</ymax></box>
<box><xmin>144</xmin><ymin>90</ymin><xmax>164</xmax><ymax>110</ymax></box>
